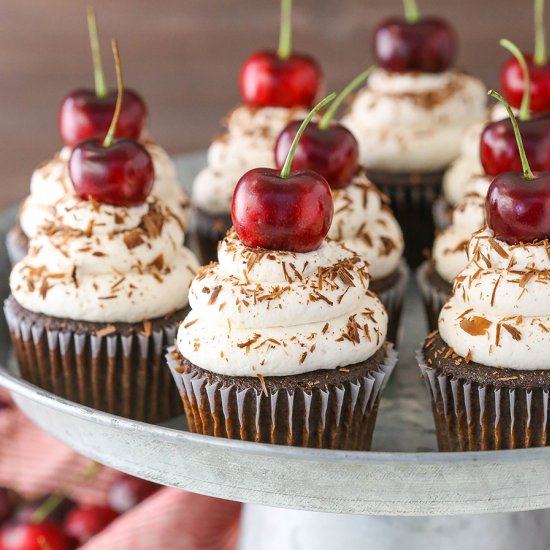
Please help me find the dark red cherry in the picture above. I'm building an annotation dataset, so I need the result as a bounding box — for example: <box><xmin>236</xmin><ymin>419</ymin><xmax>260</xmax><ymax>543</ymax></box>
<box><xmin>480</xmin><ymin>116</ymin><xmax>550</xmax><ymax>177</ymax></box>
<box><xmin>275</xmin><ymin>121</ymin><xmax>358</xmax><ymax>189</ymax></box>
<box><xmin>239</xmin><ymin>51</ymin><xmax>322</xmax><ymax>108</ymax></box>
<box><xmin>232</xmin><ymin>167</ymin><xmax>333</xmax><ymax>252</ymax></box>
<box><xmin>0</xmin><ymin>523</ymin><xmax>70</xmax><ymax>550</ymax></box>
<box><xmin>69</xmin><ymin>138</ymin><xmax>154</xmax><ymax>206</ymax></box>
<box><xmin>373</xmin><ymin>16</ymin><xmax>456</xmax><ymax>73</ymax></box>
<box><xmin>63</xmin><ymin>505</ymin><xmax>118</xmax><ymax>546</ymax></box>
<box><xmin>107</xmin><ymin>475</ymin><xmax>159</xmax><ymax>514</ymax></box>
<box><xmin>59</xmin><ymin>89</ymin><xmax>147</xmax><ymax>148</ymax></box>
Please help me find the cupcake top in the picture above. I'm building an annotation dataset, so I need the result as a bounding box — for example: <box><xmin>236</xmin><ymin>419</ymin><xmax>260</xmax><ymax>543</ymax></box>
<box><xmin>329</xmin><ymin>172</ymin><xmax>404</xmax><ymax>279</ymax></box>
<box><xmin>439</xmin><ymin>227</ymin><xmax>550</xmax><ymax>370</ymax></box>
<box><xmin>19</xmin><ymin>140</ymin><xmax>190</xmax><ymax>240</ymax></box>
<box><xmin>341</xmin><ymin>68</ymin><xmax>487</xmax><ymax>173</ymax></box>
<box><xmin>432</xmin><ymin>189</ymin><xmax>487</xmax><ymax>282</ymax></box>
<box><xmin>192</xmin><ymin>105</ymin><xmax>306</xmax><ymax>215</ymax></box>
<box><xmin>177</xmin><ymin>230</ymin><xmax>388</xmax><ymax>376</ymax></box>
<box><xmin>10</xmin><ymin>195</ymin><xmax>199</xmax><ymax>324</ymax></box>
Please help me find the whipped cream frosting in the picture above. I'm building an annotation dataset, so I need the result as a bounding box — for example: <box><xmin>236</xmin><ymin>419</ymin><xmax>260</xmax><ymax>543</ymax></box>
<box><xmin>342</xmin><ymin>69</ymin><xmax>487</xmax><ymax>173</ymax></box>
<box><xmin>439</xmin><ymin>227</ymin><xmax>550</xmax><ymax>370</ymax></box>
<box><xmin>19</xmin><ymin>141</ymin><xmax>190</xmax><ymax>240</ymax></box>
<box><xmin>329</xmin><ymin>173</ymin><xmax>404</xmax><ymax>279</ymax></box>
<box><xmin>192</xmin><ymin>105</ymin><xmax>306</xmax><ymax>214</ymax></box>
<box><xmin>11</xmin><ymin>196</ymin><xmax>199</xmax><ymax>323</ymax></box>
<box><xmin>177</xmin><ymin>231</ymin><xmax>388</xmax><ymax>376</ymax></box>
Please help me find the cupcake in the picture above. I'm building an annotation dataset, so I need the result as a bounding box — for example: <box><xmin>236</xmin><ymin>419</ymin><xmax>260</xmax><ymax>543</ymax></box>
<box><xmin>6</xmin><ymin>10</ymin><xmax>190</xmax><ymax>265</ymax></box>
<box><xmin>419</xmin><ymin>91</ymin><xmax>550</xmax><ymax>450</ymax></box>
<box><xmin>5</xmin><ymin>46</ymin><xmax>199</xmax><ymax>422</ymax></box>
<box><xmin>168</xmin><ymin>98</ymin><xmax>396</xmax><ymax>449</ymax></box>
<box><xmin>191</xmin><ymin>0</ymin><xmax>322</xmax><ymax>263</ymax></box>
<box><xmin>342</xmin><ymin>9</ymin><xmax>486</xmax><ymax>267</ymax></box>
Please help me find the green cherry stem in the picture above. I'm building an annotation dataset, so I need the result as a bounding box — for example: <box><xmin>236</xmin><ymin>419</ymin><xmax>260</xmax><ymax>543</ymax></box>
<box><xmin>534</xmin><ymin>0</ymin><xmax>548</xmax><ymax>66</ymax></box>
<box><xmin>87</xmin><ymin>5</ymin><xmax>107</xmax><ymax>98</ymax></box>
<box><xmin>318</xmin><ymin>66</ymin><xmax>375</xmax><ymax>130</ymax></box>
<box><xmin>403</xmin><ymin>0</ymin><xmax>420</xmax><ymax>23</ymax></box>
<box><xmin>103</xmin><ymin>39</ymin><xmax>123</xmax><ymax>148</ymax></box>
<box><xmin>500</xmin><ymin>39</ymin><xmax>531</xmax><ymax>121</ymax></box>
<box><xmin>280</xmin><ymin>93</ymin><xmax>337</xmax><ymax>178</ymax></box>
<box><xmin>278</xmin><ymin>0</ymin><xmax>292</xmax><ymax>60</ymax></box>
<box><xmin>488</xmin><ymin>90</ymin><xmax>535</xmax><ymax>181</ymax></box>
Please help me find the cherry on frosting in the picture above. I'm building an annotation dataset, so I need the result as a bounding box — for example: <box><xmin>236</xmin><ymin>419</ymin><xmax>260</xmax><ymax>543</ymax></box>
<box><xmin>232</xmin><ymin>94</ymin><xmax>335</xmax><ymax>252</ymax></box>
<box><xmin>239</xmin><ymin>0</ymin><xmax>322</xmax><ymax>108</ymax></box>
<box><xmin>274</xmin><ymin>68</ymin><xmax>374</xmax><ymax>189</ymax></box>
<box><xmin>58</xmin><ymin>6</ymin><xmax>147</xmax><ymax>147</ymax></box>
<box><xmin>486</xmin><ymin>90</ymin><xmax>550</xmax><ymax>244</ymax></box>
<box><xmin>373</xmin><ymin>0</ymin><xmax>456</xmax><ymax>73</ymax></box>
<box><xmin>69</xmin><ymin>40</ymin><xmax>154</xmax><ymax>207</ymax></box>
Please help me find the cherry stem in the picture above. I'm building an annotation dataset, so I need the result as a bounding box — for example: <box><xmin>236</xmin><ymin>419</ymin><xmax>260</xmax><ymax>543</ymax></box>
<box><xmin>278</xmin><ymin>0</ymin><xmax>292</xmax><ymax>60</ymax></box>
<box><xmin>319</xmin><ymin>67</ymin><xmax>375</xmax><ymax>130</ymax></box>
<box><xmin>103</xmin><ymin>39</ymin><xmax>123</xmax><ymax>148</ymax></box>
<box><xmin>87</xmin><ymin>5</ymin><xmax>107</xmax><ymax>98</ymax></box>
<box><xmin>403</xmin><ymin>0</ymin><xmax>420</xmax><ymax>23</ymax></box>
<box><xmin>500</xmin><ymin>39</ymin><xmax>531</xmax><ymax>121</ymax></box>
<box><xmin>280</xmin><ymin>93</ymin><xmax>337</xmax><ymax>178</ymax></box>
<box><xmin>488</xmin><ymin>90</ymin><xmax>535</xmax><ymax>181</ymax></box>
<box><xmin>534</xmin><ymin>0</ymin><xmax>547</xmax><ymax>66</ymax></box>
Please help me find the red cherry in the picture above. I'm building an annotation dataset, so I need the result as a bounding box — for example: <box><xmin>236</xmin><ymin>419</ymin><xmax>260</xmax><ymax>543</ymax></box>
<box><xmin>0</xmin><ymin>523</ymin><xmax>70</xmax><ymax>550</ymax></box>
<box><xmin>239</xmin><ymin>51</ymin><xmax>322</xmax><ymax>108</ymax></box>
<box><xmin>480</xmin><ymin>116</ymin><xmax>550</xmax><ymax>177</ymax></box>
<box><xmin>373</xmin><ymin>16</ymin><xmax>456</xmax><ymax>73</ymax></box>
<box><xmin>275</xmin><ymin>121</ymin><xmax>358</xmax><ymax>189</ymax></box>
<box><xmin>107</xmin><ymin>475</ymin><xmax>159</xmax><ymax>514</ymax></box>
<box><xmin>69</xmin><ymin>138</ymin><xmax>154</xmax><ymax>206</ymax></box>
<box><xmin>63</xmin><ymin>505</ymin><xmax>118</xmax><ymax>546</ymax></box>
<box><xmin>59</xmin><ymin>89</ymin><xmax>147</xmax><ymax>148</ymax></box>
<box><xmin>500</xmin><ymin>54</ymin><xmax>550</xmax><ymax>115</ymax></box>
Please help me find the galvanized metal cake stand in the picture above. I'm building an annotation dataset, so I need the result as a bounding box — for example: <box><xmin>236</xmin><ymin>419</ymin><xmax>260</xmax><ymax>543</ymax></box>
<box><xmin>1</xmin><ymin>153</ymin><xmax>549</xmax><ymax>549</ymax></box>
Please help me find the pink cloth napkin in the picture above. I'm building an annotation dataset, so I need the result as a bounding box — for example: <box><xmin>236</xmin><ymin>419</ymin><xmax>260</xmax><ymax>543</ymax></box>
<box><xmin>0</xmin><ymin>390</ymin><xmax>241</xmax><ymax>549</ymax></box>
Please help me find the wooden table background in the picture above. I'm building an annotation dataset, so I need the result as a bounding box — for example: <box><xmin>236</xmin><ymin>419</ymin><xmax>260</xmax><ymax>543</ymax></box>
<box><xmin>0</xmin><ymin>0</ymin><xmax>538</xmax><ymax>209</ymax></box>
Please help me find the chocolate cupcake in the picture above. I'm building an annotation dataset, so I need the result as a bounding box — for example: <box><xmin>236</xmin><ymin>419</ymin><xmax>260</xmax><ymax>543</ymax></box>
<box><xmin>418</xmin><ymin>227</ymin><xmax>550</xmax><ymax>451</ymax></box>
<box><xmin>167</xmin><ymin>230</ymin><xmax>397</xmax><ymax>449</ymax></box>
<box><xmin>417</xmin><ymin>192</ymin><xmax>486</xmax><ymax>330</ymax></box>
<box><xmin>342</xmin><ymin>69</ymin><xmax>486</xmax><ymax>267</ymax></box>
<box><xmin>6</xmin><ymin>195</ymin><xmax>199</xmax><ymax>422</ymax></box>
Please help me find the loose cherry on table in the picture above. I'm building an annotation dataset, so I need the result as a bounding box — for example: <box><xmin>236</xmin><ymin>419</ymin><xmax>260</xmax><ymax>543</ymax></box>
<box><xmin>486</xmin><ymin>90</ymin><xmax>550</xmax><ymax>244</ymax></box>
<box><xmin>232</xmin><ymin>94</ymin><xmax>335</xmax><ymax>252</ymax></box>
<box><xmin>107</xmin><ymin>474</ymin><xmax>159</xmax><ymax>514</ymax></box>
<box><xmin>373</xmin><ymin>0</ymin><xmax>456</xmax><ymax>73</ymax></box>
<box><xmin>274</xmin><ymin>68</ymin><xmax>373</xmax><ymax>189</ymax></box>
<box><xmin>481</xmin><ymin>40</ymin><xmax>550</xmax><ymax>177</ymax></box>
<box><xmin>239</xmin><ymin>0</ymin><xmax>322</xmax><ymax>108</ymax></box>
<box><xmin>0</xmin><ymin>523</ymin><xmax>70</xmax><ymax>550</ymax></box>
<box><xmin>500</xmin><ymin>0</ymin><xmax>550</xmax><ymax>114</ymax></box>
<box><xmin>58</xmin><ymin>6</ymin><xmax>147</xmax><ymax>147</ymax></box>
<box><xmin>69</xmin><ymin>40</ymin><xmax>154</xmax><ymax>207</ymax></box>
<box><xmin>63</xmin><ymin>505</ymin><xmax>118</xmax><ymax>546</ymax></box>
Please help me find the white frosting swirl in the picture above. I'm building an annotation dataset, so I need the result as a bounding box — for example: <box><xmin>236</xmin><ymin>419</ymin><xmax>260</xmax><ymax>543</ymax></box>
<box><xmin>329</xmin><ymin>173</ymin><xmax>404</xmax><ymax>279</ymax></box>
<box><xmin>11</xmin><ymin>196</ymin><xmax>199</xmax><ymax>323</ymax></box>
<box><xmin>192</xmin><ymin>105</ymin><xmax>306</xmax><ymax>214</ymax></box>
<box><xmin>342</xmin><ymin>69</ymin><xmax>487</xmax><ymax>173</ymax></box>
<box><xmin>19</xmin><ymin>141</ymin><xmax>190</xmax><ymax>239</ymax></box>
<box><xmin>177</xmin><ymin>231</ymin><xmax>388</xmax><ymax>376</ymax></box>
<box><xmin>439</xmin><ymin>227</ymin><xmax>550</xmax><ymax>370</ymax></box>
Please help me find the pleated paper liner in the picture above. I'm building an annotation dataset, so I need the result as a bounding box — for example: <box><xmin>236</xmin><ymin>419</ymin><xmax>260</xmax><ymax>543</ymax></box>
<box><xmin>4</xmin><ymin>295</ymin><xmax>187</xmax><ymax>423</ymax></box>
<box><xmin>192</xmin><ymin>207</ymin><xmax>232</xmax><ymax>265</ymax></box>
<box><xmin>370</xmin><ymin>260</ymin><xmax>409</xmax><ymax>346</ymax></box>
<box><xmin>167</xmin><ymin>344</ymin><xmax>397</xmax><ymax>450</ymax></box>
<box><xmin>432</xmin><ymin>195</ymin><xmax>452</xmax><ymax>230</ymax></box>
<box><xmin>416</xmin><ymin>261</ymin><xmax>452</xmax><ymax>332</ymax></box>
<box><xmin>366</xmin><ymin>169</ymin><xmax>443</xmax><ymax>269</ymax></box>
<box><xmin>417</xmin><ymin>335</ymin><xmax>550</xmax><ymax>451</ymax></box>
<box><xmin>6</xmin><ymin>224</ymin><xmax>29</xmax><ymax>267</ymax></box>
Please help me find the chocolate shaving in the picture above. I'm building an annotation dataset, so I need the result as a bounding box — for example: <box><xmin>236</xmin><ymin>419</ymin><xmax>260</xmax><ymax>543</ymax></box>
<box><xmin>502</xmin><ymin>323</ymin><xmax>522</xmax><ymax>341</ymax></box>
<box><xmin>459</xmin><ymin>316</ymin><xmax>492</xmax><ymax>336</ymax></box>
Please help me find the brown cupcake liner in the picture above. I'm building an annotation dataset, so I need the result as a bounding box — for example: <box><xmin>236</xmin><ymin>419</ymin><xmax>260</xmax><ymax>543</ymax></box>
<box><xmin>432</xmin><ymin>195</ymin><xmax>452</xmax><ymax>230</ymax></box>
<box><xmin>417</xmin><ymin>349</ymin><xmax>550</xmax><ymax>451</ymax></box>
<box><xmin>372</xmin><ymin>260</ymin><xmax>409</xmax><ymax>346</ymax></box>
<box><xmin>167</xmin><ymin>345</ymin><xmax>397</xmax><ymax>450</ymax></box>
<box><xmin>191</xmin><ymin>207</ymin><xmax>232</xmax><ymax>264</ymax></box>
<box><xmin>6</xmin><ymin>224</ymin><xmax>29</xmax><ymax>267</ymax></box>
<box><xmin>416</xmin><ymin>261</ymin><xmax>452</xmax><ymax>332</ymax></box>
<box><xmin>4</xmin><ymin>296</ymin><xmax>185</xmax><ymax>423</ymax></box>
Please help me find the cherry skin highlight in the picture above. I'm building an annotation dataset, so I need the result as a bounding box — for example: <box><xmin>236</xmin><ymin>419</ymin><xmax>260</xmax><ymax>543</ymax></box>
<box><xmin>0</xmin><ymin>523</ymin><xmax>70</xmax><ymax>550</ymax></box>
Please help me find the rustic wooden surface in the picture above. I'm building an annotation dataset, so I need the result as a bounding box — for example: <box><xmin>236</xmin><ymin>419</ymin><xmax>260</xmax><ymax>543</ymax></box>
<box><xmin>0</xmin><ymin>0</ymin><xmax>538</xmax><ymax>209</ymax></box>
